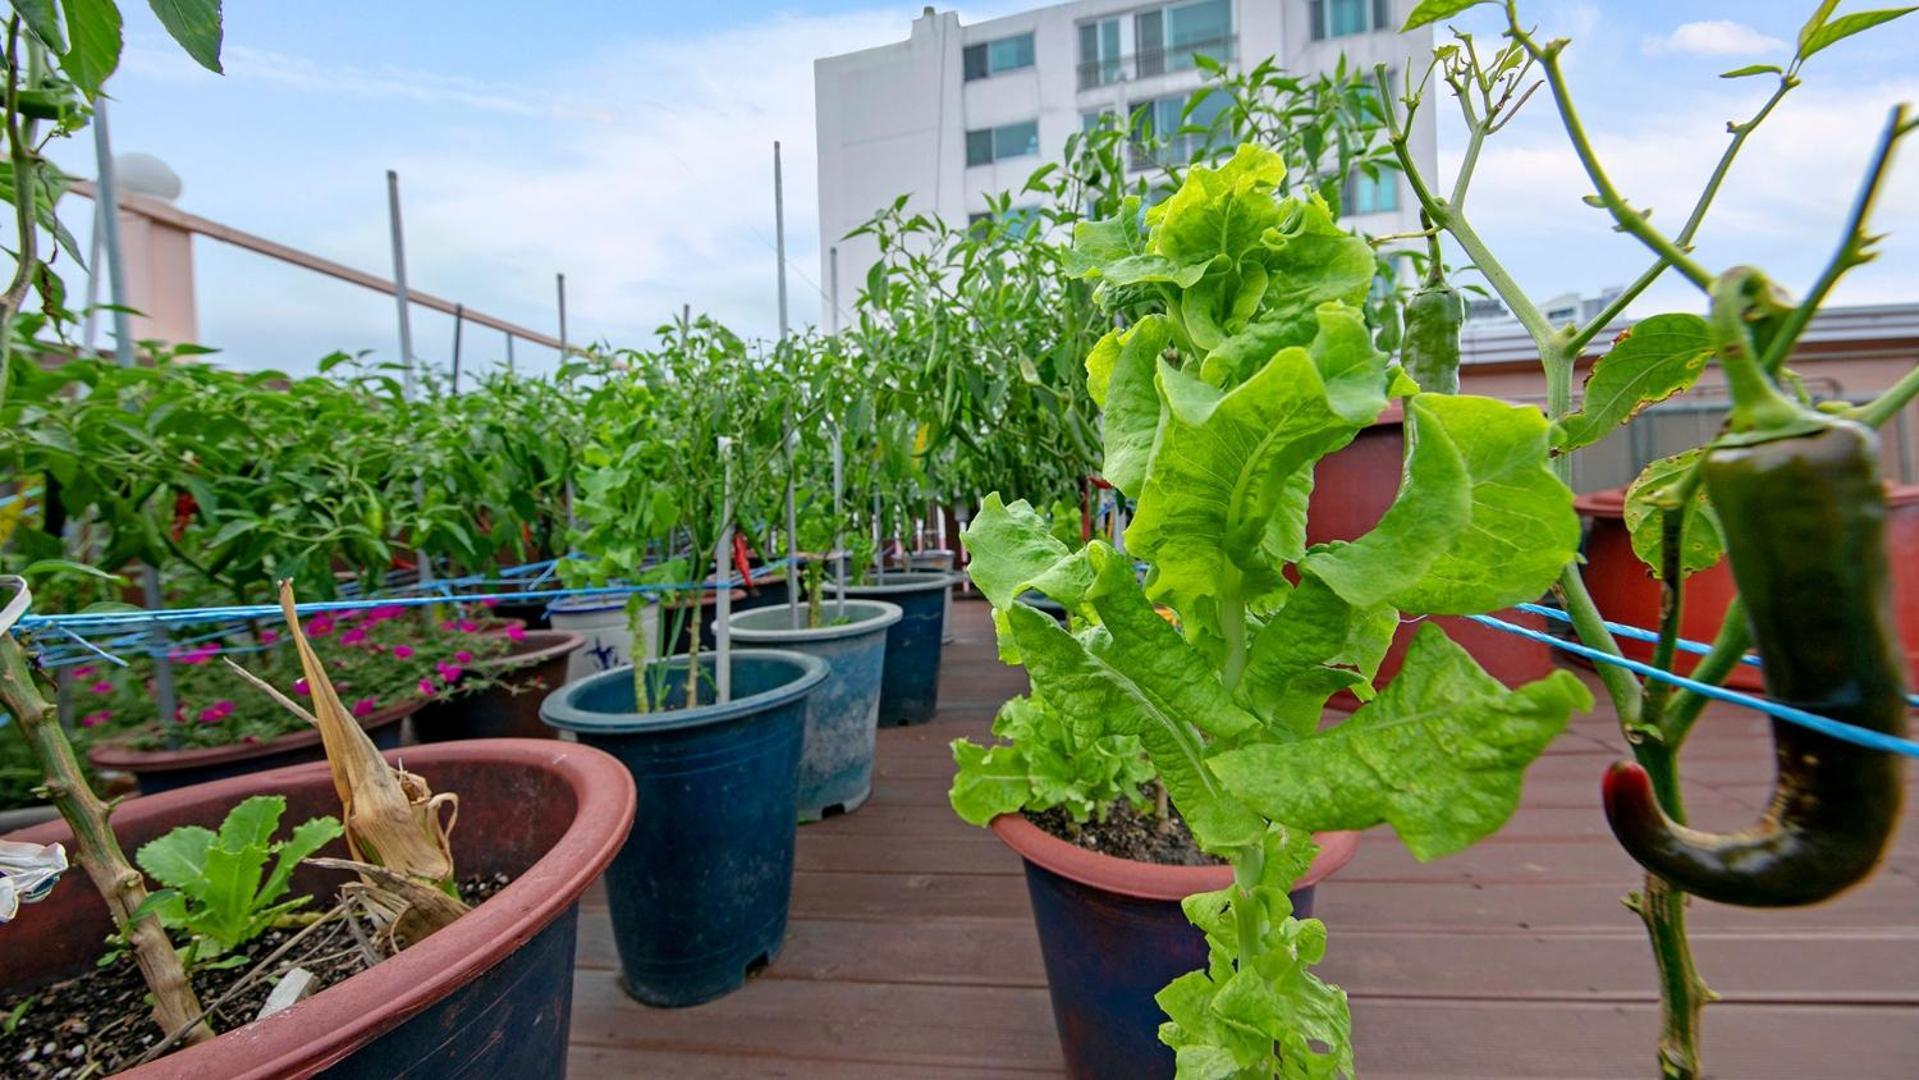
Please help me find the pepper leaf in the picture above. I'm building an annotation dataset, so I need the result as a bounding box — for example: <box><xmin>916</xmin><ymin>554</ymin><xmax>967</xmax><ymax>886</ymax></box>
<box><xmin>1799</xmin><ymin>7</ymin><xmax>1916</xmax><ymax>59</ymax></box>
<box><xmin>1208</xmin><ymin>623</ymin><xmax>1591</xmax><ymax>861</ymax></box>
<box><xmin>1403</xmin><ymin>0</ymin><xmax>1498</xmax><ymax>31</ymax></box>
<box><xmin>146</xmin><ymin>0</ymin><xmax>224</xmax><ymax>74</ymax></box>
<box><xmin>57</xmin><ymin>0</ymin><xmax>123</xmax><ymax>100</ymax></box>
<box><xmin>1624</xmin><ymin>448</ymin><xmax>1725</xmax><ymax>578</ymax></box>
<box><xmin>1554</xmin><ymin>314</ymin><xmax>1714</xmax><ymax>452</ymax></box>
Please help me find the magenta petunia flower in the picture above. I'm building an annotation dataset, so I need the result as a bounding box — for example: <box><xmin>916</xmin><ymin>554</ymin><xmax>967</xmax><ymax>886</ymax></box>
<box><xmin>480</xmin><ymin>597</ymin><xmax>499</xmax><ymax>608</ymax></box>
<box><xmin>80</xmin><ymin>710</ymin><xmax>110</xmax><ymax>728</ymax></box>
<box><xmin>352</xmin><ymin>697</ymin><xmax>378</xmax><ymax>718</ymax></box>
<box><xmin>370</xmin><ymin>605</ymin><xmax>405</xmax><ymax>622</ymax></box>
<box><xmin>454</xmin><ymin>650</ymin><xmax>473</xmax><ymax>664</ymax></box>
<box><xmin>259</xmin><ymin>628</ymin><xmax>280</xmax><ymax>645</ymax></box>
<box><xmin>73</xmin><ymin>665</ymin><xmax>96</xmax><ymax>679</ymax></box>
<box><xmin>89</xmin><ymin>679</ymin><xmax>113</xmax><ymax>695</ymax></box>
<box><xmin>293</xmin><ymin>678</ymin><xmax>310</xmax><ymax>696</ymax></box>
<box><xmin>505</xmin><ymin>625</ymin><xmax>526</xmax><ymax>643</ymax></box>
<box><xmin>392</xmin><ymin>644</ymin><xmax>414</xmax><ymax>660</ymax></box>
<box><xmin>457</xmin><ymin>619</ymin><xmax>479</xmax><ymax>634</ymax></box>
<box><xmin>435</xmin><ymin>661</ymin><xmax>464</xmax><ymax>683</ymax></box>
<box><xmin>197</xmin><ymin>705</ymin><xmax>224</xmax><ymax>724</ymax></box>
<box><xmin>306</xmin><ymin>615</ymin><xmax>336</xmax><ymax>637</ymax></box>
<box><xmin>340</xmin><ymin>627</ymin><xmax>368</xmax><ymax>646</ymax></box>
<box><xmin>417</xmin><ymin>676</ymin><xmax>437</xmax><ymax>695</ymax></box>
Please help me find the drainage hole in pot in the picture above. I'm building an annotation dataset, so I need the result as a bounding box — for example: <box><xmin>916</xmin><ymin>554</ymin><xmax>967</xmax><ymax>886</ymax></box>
<box><xmin>743</xmin><ymin>951</ymin><xmax>773</xmax><ymax>981</ymax></box>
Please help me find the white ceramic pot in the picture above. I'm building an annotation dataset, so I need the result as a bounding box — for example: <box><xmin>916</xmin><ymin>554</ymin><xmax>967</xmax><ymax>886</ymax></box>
<box><xmin>547</xmin><ymin>596</ymin><xmax>659</xmax><ymax>683</ymax></box>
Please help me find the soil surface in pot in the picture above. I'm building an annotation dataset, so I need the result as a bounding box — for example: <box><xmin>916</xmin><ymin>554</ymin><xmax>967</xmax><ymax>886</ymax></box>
<box><xmin>1028</xmin><ymin>802</ymin><xmax>1223</xmax><ymax>867</ymax></box>
<box><xmin>0</xmin><ymin>873</ymin><xmax>510</xmax><ymax>1078</ymax></box>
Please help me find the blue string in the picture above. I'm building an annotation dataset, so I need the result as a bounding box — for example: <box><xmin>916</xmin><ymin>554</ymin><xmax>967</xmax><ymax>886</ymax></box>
<box><xmin>1466</xmin><ymin>612</ymin><xmax>1919</xmax><ymax>759</ymax></box>
<box><xmin>1514</xmin><ymin>602</ymin><xmax>1919</xmax><ymax>710</ymax></box>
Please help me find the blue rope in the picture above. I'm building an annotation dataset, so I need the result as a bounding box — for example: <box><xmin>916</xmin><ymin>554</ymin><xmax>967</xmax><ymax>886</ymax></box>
<box><xmin>1514</xmin><ymin>601</ymin><xmax>1919</xmax><ymax>710</ymax></box>
<box><xmin>1467</xmin><ymin>613</ymin><xmax>1919</xmax><ymax>759</ymax></box>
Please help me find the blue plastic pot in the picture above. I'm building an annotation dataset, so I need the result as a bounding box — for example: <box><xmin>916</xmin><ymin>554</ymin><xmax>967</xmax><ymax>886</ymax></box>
<box><xmin>540</xmin><ymin>649</ymin><xmax>827</xmax><ymax>1007</ymax></box>
<box><xmin>726</xmin><ymin>599</ymin><xmax>902</xmax><ymax>821</ymax></box>
<box><xmin>993</xmin><ymin>815</ymin><xmax>1359</xmax><ymax>1080</ymax></box>
<box><xmin>827</xmin><ymin>571</ymin><xmax>951</xmax><ymax>727</ymax></box>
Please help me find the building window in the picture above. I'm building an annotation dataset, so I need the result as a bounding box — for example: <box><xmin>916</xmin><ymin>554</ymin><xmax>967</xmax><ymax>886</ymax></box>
<box><xmin>1137</xmin><ymin>0</ymin><xmax>1233</xmax><ymax>78</ymax></box>
<box><xmin>1309</xmin><ymin>0</ymin><xmax>1392</xmax><ymax>40</ymax></box>
<box><xmin>1344</xmin><ymin>167</ymin><xmax>1399</xmax><ymax>214</ymax></box>
<box><xmin>1128</xmin><ymin>90</ymin><xmax>1228</xmax><ymax>170</ymax></box>
<box><xmin>966</xmin><ymin>120</ymin><xmax>1040</xmax><ymax>167</ymax></box>
<box><xmin>964</xmin><ymin>32</ymin><xmax>1035</xmax><ymax>81</ymax></box>
<box><xmin>1077</xmin><ymin>18</ymin><xmax>1122</xmax><ymax>88</ymax></box>
<box><xmin>1081</xmin><ymin>108</ymin><xmax>1114</xmax><ymax>133</ymax></box>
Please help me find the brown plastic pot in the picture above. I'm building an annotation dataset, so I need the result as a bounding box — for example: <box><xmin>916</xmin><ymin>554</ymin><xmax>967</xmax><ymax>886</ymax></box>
<box><xmin>88</xmin><ymin>700</ymin><xmax>419</xmax><ymax>797</ymax></box>
<box><xmin>412</xmin><ymin>630</ymin><xmax>584</xmax><ymax>743</ymax></box>
<box><xmin>992</xmin><ymin>814</ymin><xmax>1358</xmax><ymax>1080</ymax></box>
<box><xmin>1575</xmin><ymin>483</ymin><xmax>1919</xmax><ymax>690</ymax></box>
<box><xmin>1308</xmin><ymin>402</ymin><xmax>1555</xmax><ymax>705</ymax></box>
<box><xmin>0</xmin><ymin>738</ymin><xmax>635</xmax><ymax>1079</ymax></box>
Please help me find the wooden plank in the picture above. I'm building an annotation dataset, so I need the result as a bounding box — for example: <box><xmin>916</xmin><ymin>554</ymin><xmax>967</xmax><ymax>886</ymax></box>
<box><xmin>568</xmin><ymin>1044</ymin><xmax>1060</xmax><ymax>1079</ymax></box>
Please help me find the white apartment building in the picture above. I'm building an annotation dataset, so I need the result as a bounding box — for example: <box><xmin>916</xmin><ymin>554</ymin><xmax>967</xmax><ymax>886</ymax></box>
<box><xmin>813</xmin><ymin>0</ymin><xmax>1439</xmax><ymax>323</ymax></box>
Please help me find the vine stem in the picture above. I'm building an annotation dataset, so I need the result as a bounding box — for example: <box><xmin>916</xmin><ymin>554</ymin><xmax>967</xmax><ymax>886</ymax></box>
<box><xmin>0</xmin><ymin>633</ymin><xmax>212</xmax><ymax>1045</ymax></box>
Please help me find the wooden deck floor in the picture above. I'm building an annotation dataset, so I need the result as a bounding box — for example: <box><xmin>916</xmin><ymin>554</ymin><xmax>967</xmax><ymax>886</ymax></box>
<box><xmin>566</xmin><ymin>598</ymin><xmax>1919</xmax><ymax>1078</ymax></box>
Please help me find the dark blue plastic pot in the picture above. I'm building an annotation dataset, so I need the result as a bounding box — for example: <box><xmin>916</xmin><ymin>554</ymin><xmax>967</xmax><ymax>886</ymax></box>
<box><xmin>993</xmin><ymin>815</ymin><xmax>1359</xmax><ymax>1080</ymax></box>
<box><xmin>827</xmin><ymin>571</ymin><xmax>951</xmax><ymax>727</ymax></box>
<box><xmin>540</xmin><ymin>649</ymin><xmax>828</xmax><ymax>1007</ymax></box>
<box><xmin>726</xmin><ymin>600</ymin><xmax>902</xmax><ymax>821</ymax></box>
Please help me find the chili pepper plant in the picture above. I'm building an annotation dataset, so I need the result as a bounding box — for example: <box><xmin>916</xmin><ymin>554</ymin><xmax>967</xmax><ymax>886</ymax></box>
<box><xmin>1382</xmin><ymin>2</ymin><xmax>1917</xmax><ymax>1075</ymax></box>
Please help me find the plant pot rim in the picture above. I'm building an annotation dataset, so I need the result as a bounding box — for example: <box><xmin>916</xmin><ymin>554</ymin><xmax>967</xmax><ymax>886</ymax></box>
<box><xmin>87</xmin><ymin>699</ymin><xmax>421</xmax><ymax>775</ymax></box>
<box><xmin>726</xmin><ymin>600</ymin><xmax>903</xmax><ymax>644</ymax></box>
<box><xmin>4</xmin><ymin>738</ymin><xmax>636</xmax><ymax>1080</ymax></box>
<box><xmin>475</xmin><ymin>629</ymin><xmax>584</xmax><ymax>672</ymax></box>
<box><xmin>546</xmin><ymin>593</ymin><xmax>655</xmax><ymax>618</ymax></box>
<box><xmin>539</xmin><ymin>647</ymin><xmax>828</xmax><ymax>736</ymax></box>
<box><xmin>664</xmin><ymin>588</ymin><xmax>748</xmax><ymax>609</ymax></box>
<box><xmin>989</xmin><ymin>813</ymin><xmax>1360</xmax><ymax>902</ymax></box>
<box><xmin>827</xmin><ymin>571</ymin><xmax>955</xmax><ymax>596</ymax></box>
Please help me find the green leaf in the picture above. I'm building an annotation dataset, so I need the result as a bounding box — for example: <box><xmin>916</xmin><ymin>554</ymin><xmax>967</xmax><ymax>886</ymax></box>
<box><xmin>11</xmin><ymin>0</ymin><xmax>68</xmax><ymax>53</ymax></box>
<box><xmin>1067</xmin><ymin>196</ymin><xmax>1209</xmax><ymax>291</ymax></box>
<box><xmin>1304</xmin><ymin>301</ymin><xmax>1390</xmax><ymax>426</ymax></box>
<box><xmin>960</xmin><ymin>494</ymin><xmax>1092</xmax><ymax>610</ymax></box>
<box><xmin>1800</xmin><ymin>6</ymin><xmax>1913</xmax><ymax>58</ymax></box>
<box><xmin>1799</xmin><ymin>0</ymin><xmax>1844</xmax><ymax>48</ymax></box>
<box><xmin>1236</xmin><ymin>572</ymin><xmax>1398</xmax><ymax>737</ymax></box>
<box><xmin>196</xmin><ymin>841</ymin><xmax>272</xmax><ymax>946</ymax></box>
<box><xmin>147</xmin><ymin>0</ymin><xmax>224</xmax><ymax>73</ymax></box>
<box><xmin>1719</xmin><ymin>64</ymin><xmax>1784</xmax><ymax>78</ymax></box>
<box><xmin>258</xmin><ymin>815</ymin><xmax>341</xmax><ymax>910</ymax></box>
<box><xmin>1257</xmin><ymin>198</ymin><xmax>1378</xmax><ymax>340</ymax></box>
<box><xmin>1209</xmin><ymin>623</ymin><xmax>1590</xmax><ymax>861</ymax></box>
<box><xmin>1148</xmin><ymin>144</ymin><xmax>1288</xmax><ymax>272</ymax></box>
<box><xmin>1299</xmin><ymin>397</ymin><xmax>1473</xmax><ymax>609</ymax></box>
<box><xmin>1001</xmin><ymin>583</ymin><xmax>1262</xmax><ymax>851</ymax></box>
<box><xmin>216</xmin><ymin>795</ymin><xmax>284</xmax><ymax>852</ymax></box>
<box><xmin>1086</xmin><ymin>315</ymin><xmax>1171</xmax><ymax>497</ymax></box>
<box><xmin>1127</xmin><ymin>348</ymin><xmax>1358</xmax><ymax>634</ymax></box>
<box><xmin>1554</xmin><ymin>314</ymin><xmax>1713</xmax><ymax>451</ymax></box>
<box><xmin>949</xmin><ymin>739</ymin><xmax>1034</xmax><ymax>826</ymax></box>
<box><xmin>1402</xmin><ymin>0</ymin><xmax>1497</xmax><ymax>31</ymax></box>
<box><xmin>1384</xmin><ymin>395</ymin><xmax>1580</xmax><ymax>615</ymax></box>
<box><xmin>136</xmin><ymin>825</ymin><xmax>214</xmax><ymax>893</ymax></box>
<box><xmin>58</xmin><ymin>0</ymin><xmax>123</xmax><ymax>99</ymax></box>
<box><xmin>1624</xmin><ymin>449</ymin><xmax>1724</xmax><ymax>578</ymax></box>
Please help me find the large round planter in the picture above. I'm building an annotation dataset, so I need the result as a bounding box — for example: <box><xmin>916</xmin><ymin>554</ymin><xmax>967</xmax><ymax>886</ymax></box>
<box><xmin>540</xmin><ymin>648</ymin><xmax>828</xmax><ymax>1007</ymax></box>
<box><xmin>992</xmin><ymin>815</ymin><xmax>1360</xmax><ymax>1080</ymax></box>
<box><xmin>726</xmin><ymin>600</ymin><xmax>903</xmax><ymax>821</ymax></box>
<box><xmin>1308</xmin><ymin>403</ymin><xmax>1555</xmax><ymax>703</ymax></box>
<box><xmin>908</xmin><ymin>549</ymin><xmax>958</xmax><ymax>642</ymax></box>
<box><xmin>412</xmin><ymin>630</ymin><xmax>585</xmax><ymax>743</ymax></box>
<box><xmin>548</xmin><ymin>594</ymin><xmax>659</xmax><ymax>684</ymax></box>
<box><xmin>826</xmin><ymin>571</ymin><xmax>952</xmax><ymax>727</ymax></box>
<box><xmin>88</xmin><ymin>700</ymin><xmax>418</xmax><ymax>796</ymax></box>
<box><xmin>0</xmin><ymin>738</ymin><xmax>635</xmax><ymax>1078</ymax></box>
<box><xmin>1574</xmin><ymin>484</ymin><xmax>1919</xmax><ymax>690</ymax></box>
<box><xmin>734</xmin><ymin>568</ymin><xmax>792</xmax><ymax>614</ymax></box>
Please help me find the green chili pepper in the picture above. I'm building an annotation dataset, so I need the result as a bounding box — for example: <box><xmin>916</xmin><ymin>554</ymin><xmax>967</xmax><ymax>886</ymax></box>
<box><xmin>1603</xmin><ymin>417</ymin><xmax>1908</xmax><ymax>907</ymax></box>
<box><xmin>1401</xmin><ymin>239</ymin><xmax>1462</xmax><ymax>395</ymax></box>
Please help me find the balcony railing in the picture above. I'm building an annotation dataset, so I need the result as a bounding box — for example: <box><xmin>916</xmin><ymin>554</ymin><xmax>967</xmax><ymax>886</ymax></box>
<box><xmin>1075</xmin><ymin>36</ymin><xmax>1237</xmax><ymax>91</ymax></box>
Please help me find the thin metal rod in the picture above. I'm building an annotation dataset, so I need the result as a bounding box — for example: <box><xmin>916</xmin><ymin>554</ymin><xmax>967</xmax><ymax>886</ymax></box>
<box><xmin>93</xmin><ymin>99</ymin><xmax>178</xmax><ymax>735</ymax></box>
<box><xmin>81</xmin><ymin>195</ymin><xmax>104</xmax><ymax>352</ymax></box>
<box><xmin>559</xmin><ymin>274</ymin><xmax>574</xmax><ymax>535</ymax></box>
<box><xmin>450</xmin><ymin>302</ymin><xmax>464</xmax><ymax>393</ymax></box>
<box><xmin>385</xmin><ymin>170</ymin><xmax>417</xmax><ymax>401</ymax></box>
<box><xmin>504</xmin><ymin>330</ymin><xmax>514</xmax><ymax>374</ymax></box>
<box><xmin>716</xmin><ymin>437</ymin><xmax>734</xmax><ymax>704</ymax></box>
<box><xmin>774</xmin><ymin>141</ymin><xmax>789</xmax><ymax>338</ymax></box>
<box><xmin>833</xmin><ymin>428</ymin><xmax>846</xmax><ymax>622</ymax></box>
<box><xmin>828</xmin><ymin>245</ymin><xmax>839</xmax><ymax>335</ymax></box>
<box><xmin>773</xmin><ymin>144</ymin><xmax>800</xmax><ymax>628</ymax></box>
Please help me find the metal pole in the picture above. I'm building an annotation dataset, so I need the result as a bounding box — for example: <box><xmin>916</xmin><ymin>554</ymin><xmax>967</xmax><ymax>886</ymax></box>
<box><xmin>775</xmin><ymin>142</ymin><xmax>801</xmax><ymax>629</ymax></box>
<box><xmin>385</xmin><ymin>170</ymin><xmax>433</xmax><ymax>590</ymax></box>
<box><xmin>450</xmin><ymin>302</ymin><xmax>464</xmax><ymax>393</ymax></box>
<box><xmin>504</xmin><ymin>331</ymin><xmax>515</xmax><ymax>374</ymax></box>
<box><xmin>833</xmin><ymin>428</ymin><xmax>846</xmax><ymax>622</ymax></box>
<box><xmin>716</xmin><ymin>436</ymin><xmax>734</xmax><ymax>704</ymax></box>
<box><xmin>774</xmin><ymin>141</ymin><xmax>789</xmax><ymax>338</ymax></box>
<box><xmin>828</xmin><ymin>245</ymin><xmax>839</xmax><ymax>335</ymax></box>
<box><xmin>81</xmin><ymin>195</ymin><xmax>104</xmax><ymax>352</ymax></box>
<box><xmin>93</xmin><ymin>100</ymin><xmax>177</xmax><ymax>736</ymax></box>
<box><xmin>559</xmin><ymin>274</ymin><xmax>575</xmax><ymax>536</ymax></box>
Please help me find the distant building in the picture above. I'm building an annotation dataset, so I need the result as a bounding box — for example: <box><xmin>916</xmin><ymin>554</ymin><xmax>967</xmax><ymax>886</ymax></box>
<box><xmin>813</xmin><ymin>0</ymin><xmax>1439</xmax><ymax>323</ymax></box>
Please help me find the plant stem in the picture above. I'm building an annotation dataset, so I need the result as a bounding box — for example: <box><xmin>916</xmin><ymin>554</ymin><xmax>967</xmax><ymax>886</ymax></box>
<box><xmin>0</xmin><ymin>634</ymin><xmax>211</xmax><ymax>1045</ymax></box>
<box><xmin>1855</xmin><ymin>362</ymin><xmax>1919</xmax><ymax>430</ymax></box>
<box><xmin>0</xmin><ymin>20</ymin><xmax>43</xmax><ymax>418</ymax></box>
<box><xmin>1661</xmin><ymin>599</ymin><xmax>1750</xmax><ymax>747</ymax></box>
<box><xmin>1630</xmin><ymin>874</ymin><xmax>1713</xmax><ymax>1080</ymax></box>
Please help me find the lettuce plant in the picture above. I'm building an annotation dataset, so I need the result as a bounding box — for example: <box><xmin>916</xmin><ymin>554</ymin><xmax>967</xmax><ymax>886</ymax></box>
<box><xmin>956</xmin><ymin>143</ymin><xmax>1593</xmax><ymax>1077</ymax></box>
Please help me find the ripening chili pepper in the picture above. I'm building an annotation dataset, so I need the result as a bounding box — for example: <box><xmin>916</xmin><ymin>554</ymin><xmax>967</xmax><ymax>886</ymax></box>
<box><xmin>169</xmin><ymin>491</ymin><xmax>197</xmax><ymax>543</ymax></box>
<box><xmin>1603</xmin><ymin>417</ymin><xmax>1908</xmax><ymax>907</ymax></box>
<box><xmin>732</xmin><ymin>531</ymin><xmax>755</xmax><ymax>588</ymax></box>
<box><xmin>1401</xmin><ymin>270</ymin><xmax>1462</xmax><ymax>396</ymax></box>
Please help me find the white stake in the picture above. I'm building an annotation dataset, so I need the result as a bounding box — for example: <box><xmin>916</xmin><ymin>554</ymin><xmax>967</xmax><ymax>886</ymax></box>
<box><xmin>385</xmin><ymin>171</ymin><xmax>433</xmax><ymax>590</ymax></box>
<box><xmin>833</xmin><ymin>428</ymin><xmax>846</xmax><ymax>622</ymax></box>
<box><xmin>716</xmin><ymin>436</ymin><xmax>735</xmax><ymax>704</ymax></box>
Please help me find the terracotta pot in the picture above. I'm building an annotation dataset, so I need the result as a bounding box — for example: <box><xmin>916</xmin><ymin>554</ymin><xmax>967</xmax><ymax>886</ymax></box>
<box><xmin>0</xmin><ymin>738</ymin><xmax>635</xmax><ymax>1078</ymax></box>
<box><xmin>1575</xmin><ymin>484</ymin><xmax>1919</xmax><ymax>689</ymax></box>
<box><xmin>1308</xmin><ymin>403</ymin><xmax>1556</xmax><ymax>705</ymax></box>
<box><xmin>992</xmin><ymin>814</ymin><xmax>1358</xmax><ymax>1080</ymax></box>
<box><xmin>412</xmin><ymin>630</ymin><xmax>585</xmax><ymax>743</ymax></box>
<box><xmin>89</xmin><ymin>700</ymin><xmax>419</xmax><ymax>796</ymax></box>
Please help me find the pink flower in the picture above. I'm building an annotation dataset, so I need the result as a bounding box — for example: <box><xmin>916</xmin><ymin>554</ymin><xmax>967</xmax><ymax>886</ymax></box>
<box><xmin>392</xmin><ymin>644</ymin><xmax>414</xmax><ymax>660</ymax></box>
<box><xmin>241</xmin><ymin>735</ymin><xmax>260</xmax><ymax>745</ymax></box>
<box><xmin>293</xmin><ymin>678</ymin><xmax>310</xmax><ymax>696</ymax></box>
<box><xmin>73</xmin><ymin>665</ymin><xmax>97</xmax><ymax>679</ymax></box>
<box><xmin>417</xmin><ymin>676</ymin><xmax>437</xmax><ymax>696</ymax></box>
<box><xmin>306</xmin><ymin>615</ymin><xmax>336</xmax><ymax>637</ymax></box>
<box><xmin>369</xmin><ymin>605</ymin><xmax>405</xmax><ymax>622</ymax></box>
<box><xmin>351</xmin><ymin>697</ymin><xmax>378</xmax><ymax>718</ymax></box>
<box><xmin>339</xmin><ymin>627</ymin><xmax>368</xmax><ymax>646</ymax></box>
<box><xmin>454</xmin><ymin>650</ymin><xmax>473</xmax><ymax>664</ymax></box>
<box><xmin>171</xmin><ymin>642</ymin><xmax>219</xmax><ymax>666</ymax></box>
<box><xmin>480</xmin><ymin>597</ymin><xmax>499</xmax><ymax>609</ymax></box>
<box><xmin>440</xmin><ymin>619</ymin><xmax>456</xmax><ymax>632</ymax></box>
<box><xmin>80</xmin><ymin>710</ymin><xmax>110</xmax><ymax>728</ymax></box>
<box><xmin>435</xmin><ymin>661</ymin><xmax>464</xmax><ymax>683</ymax></box>
<box><xmin>457</xmin><ymin>619</ymin><xmax>479</xmax><ymax>634</ymax></box>
<box><xmin>89</xmin><ymin>680</ymin><xmax>113</xmax><ymax>695</ymax></box>
<box><xmin>505</xmin><ymin>625</ymin><xmax>526</xmax><ymax>643</ymax></box>
<box><xmin>259</xmin><ymin>628</ymin><xmax>279</xmax><ymax>645</ymax></box>
<box><xmin>197</xmin><ymin>705</ymin><xmax>225</xmax><ymax>724</ymax></box>
<box><xmin>338</xmin><ymin>609</ymin><xmax>363</xmax><ymax>623</ymax></box>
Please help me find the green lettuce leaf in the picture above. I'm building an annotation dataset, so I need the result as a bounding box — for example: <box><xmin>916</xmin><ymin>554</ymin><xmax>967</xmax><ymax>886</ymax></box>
<box><xmin>1147</xmin><ymin>144</ymin><xmax>1289</xmax><ymax>273</ymax></box>
<box><xmin>1236</xmin><ymin>571</ymin><xmax>1399</xmax><ymax>738</ymax></box>
<box><xmin>948</xmin><ymin>695</ymin><xmax>1154</xmax><ymax>826</ymax></box>
<box><xmin>1086</xmin><ymin>316</ymin><xmax>1172</xmax><ymax>497</ymax></box>
<box><xmin>1209</xmin><ymin>623</ymin><xmax>1590</xmax><ymax>860</ymax></box>
<box><xmin>961</xmin><ymin>494</ymin><xmax>1092</xmax><ymax>610</ymax></box>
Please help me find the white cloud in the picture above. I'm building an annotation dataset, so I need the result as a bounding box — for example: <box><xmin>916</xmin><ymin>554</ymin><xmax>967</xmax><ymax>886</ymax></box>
<box><xmin>1643</xmin><ymin>20</ymin><xmax>1787</xmax><ymax>57</ymax></box>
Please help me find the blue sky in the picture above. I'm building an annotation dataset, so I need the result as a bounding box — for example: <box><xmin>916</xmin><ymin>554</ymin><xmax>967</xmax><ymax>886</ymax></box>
<box><xmin>49</xmin><ymin>1</ymin><xmax>1919</xmax><ymax>376</ymax></box>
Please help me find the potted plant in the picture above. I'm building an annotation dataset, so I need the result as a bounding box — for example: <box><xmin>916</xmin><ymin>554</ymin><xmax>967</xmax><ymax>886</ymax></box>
<box><xmin>956</xmin><ymin>128</ymin><xmax>1595</xmax><ymax>1076</ymax></box>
